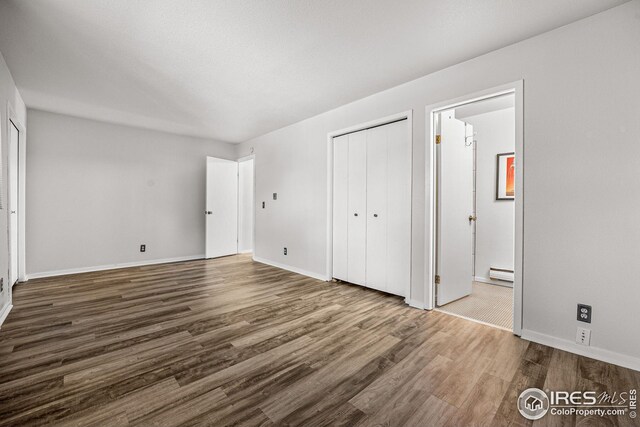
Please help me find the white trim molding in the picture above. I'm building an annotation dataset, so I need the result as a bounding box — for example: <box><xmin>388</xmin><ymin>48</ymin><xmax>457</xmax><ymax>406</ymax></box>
<box><xmin>26</xmin><ymin>255</ymin><xmax>205</xmax><ymax>280</ymax></box>
<box><xmin>253</xmin><ymin>256</ymin><xmax>329</xmax><ymax>282</ymax></box>
<box><xmin>0</xmin><ymin>303</ymin><xmax>13</xmax><ymax>329</ymax></box>
<box><xmin>521</xmin><ymin>329</ymin><xmax>640</xmax><ymax>372</ymax></box>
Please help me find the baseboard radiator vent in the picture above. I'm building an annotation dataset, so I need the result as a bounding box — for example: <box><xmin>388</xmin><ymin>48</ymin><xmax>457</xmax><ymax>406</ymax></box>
<box><xmin>489</xmin><ymin>267</ymin><xmax>514</xmax><ymax>282</ymax></box>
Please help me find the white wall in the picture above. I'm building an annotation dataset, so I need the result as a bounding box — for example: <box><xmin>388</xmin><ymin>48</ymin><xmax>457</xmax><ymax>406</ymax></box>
<box><xmin>464</xmin><ymin>107</ymin><xmax>515</xmax><ymax>285</ymax></box>
<box><xmin>26</xmin><ymin>110</ymin><xmax>236</xmax><ymax>276</ymax></box>
<box><xmin>0</xmin><ymin>51</ymin><xmax>26</xmax><ymax>325</ymax></box>
<box><xmin>237</xmin><ymin>1</ymin><xmax>640</xmax><ymax>367</ymax></box>
<box><xmin>238</xmin><ymin>158</ymin><xmax>254</xmax><ymax>253</ymax></box>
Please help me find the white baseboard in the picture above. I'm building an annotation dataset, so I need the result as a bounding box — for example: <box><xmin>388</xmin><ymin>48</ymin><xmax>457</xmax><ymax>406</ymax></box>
<box><xmin>521</xmin><ymin>329</ymin><xmax>640</xmax><ymax>372</ymax></box>
<box><xmin>474</xmin><ymin>276</ymin><xmax>513</xmax><ymax>288</ymax></box>
<box><xmin>0</xmin><ymin>303</ymin><xmax>13</xmax><ymax>329</ymax></box>
<box><xmin>252</xmin><ymin>256</ymin><xmax>329</xmax><ymax>281</ymax></box>
<box><xmin>238</xmin><ymin>249</ymin><xmax>253</xmax><ymax>254</ymax></box>
<box><xmin>26</xmin><ymin>255</ymin><xmax>205</xmax><ymax>280</ymax></box>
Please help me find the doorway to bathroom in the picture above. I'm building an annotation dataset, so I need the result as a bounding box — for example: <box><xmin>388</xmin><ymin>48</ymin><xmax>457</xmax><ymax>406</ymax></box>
<box><xmin>430</xmin><ymin>88</ymin><xmax>521</xmax><ymax>332</ymax></box>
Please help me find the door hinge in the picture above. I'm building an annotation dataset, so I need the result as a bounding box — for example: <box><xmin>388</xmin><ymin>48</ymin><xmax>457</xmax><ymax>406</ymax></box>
<box><xmin>435</xmin><ymin>135</ymin><xmax>441</xmax><ymax>145</ymax></box>
<box><xmin>435</xmin><ymin>275</ymin><xmax>440</xmax><ymax>284</ymax></box>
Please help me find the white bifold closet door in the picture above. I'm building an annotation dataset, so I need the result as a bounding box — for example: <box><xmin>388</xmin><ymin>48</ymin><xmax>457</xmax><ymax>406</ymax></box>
<box><xmin>332</xmin><ymin>119</ymin><xmax>410</xmax><ymax>297</ymax></box>
<box><xmin>382</xmin><ymin>120</ymin><xmax>411</xmax><ymax>297</ymax></box>
<box><xmin>347</xmin><ymin>130</ymin><xmax>368</xmax><ymax>286</ymax></box>
<box><xmin>332</xmin><ymin>134</ymin><xmax>349</xmax><ymax>281</ymax></box>
<box><xmin>366</xmin><ymin>125</ymin><xmax>388</xmax><ymax>291</ymax></box>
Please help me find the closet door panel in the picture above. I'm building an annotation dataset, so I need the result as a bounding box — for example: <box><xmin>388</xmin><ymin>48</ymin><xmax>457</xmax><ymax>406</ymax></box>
<box><xmin>332</xmin><ymin>135</ymin><xmax>349</xmax><ymax>281</ymax></box>
<box><xmin>386</xmin><ymin>120</ymin><xmax>411</xmax><ymax>297</ymax></box>
<box><xmin>347</xmin><ymin>130</ymin><xmax>367</xmax><ymax>285</ymax></box>
<box><xmin>366</xmin><ymin>126</ymin><xmax>388</xmax><ymax>291</ymax></box>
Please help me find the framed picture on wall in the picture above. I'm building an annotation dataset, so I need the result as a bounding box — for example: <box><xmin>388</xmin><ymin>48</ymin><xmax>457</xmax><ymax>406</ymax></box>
<box><xmin>496</xmin><ymin>152</ymin><xmax>515</xmax><ymax>200</ymax></box>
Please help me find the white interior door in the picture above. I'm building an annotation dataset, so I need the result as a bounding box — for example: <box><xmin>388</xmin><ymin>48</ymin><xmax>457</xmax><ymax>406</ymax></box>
<box><xmin>365</xmin><ymin>125</ymin><xmax>388</xmax><ymax>292</ymax></box>
<box><xmin>9</xmin><ymin>121</ymin><xmax>19</xmax><ymax>286</ymax></box>
<box><xmin>332</xmin><ymin>134</ymin><xmax>349</xmax><ymax>281</ymax></box>
<box><xmin>347</xmin><ymin>130</ymin><xmax>367</xmax><ymax>285</ymax></box>
<box><xmin>385</xmin><ymin>120</ymin><xmax>411</xmax><ymax>297</ymax></box>
<box><xmin>205</xmin><ymin>157</ymin><xmax>238</xmax><ymax>259</ymax></box>
<box><xmin>437</xmin><ymin>111</ymin><xmax>474</xmax><ymax>305</ymax></box>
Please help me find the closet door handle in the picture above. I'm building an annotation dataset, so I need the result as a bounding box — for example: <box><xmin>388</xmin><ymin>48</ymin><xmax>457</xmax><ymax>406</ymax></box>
<box><xmin>354</xmin><ymin>213</ymin><xmax>358</xmax><ymax>217</ymax></box>
<box><xmin>373</xmin><ymin>214</ymin><xmax>378</xmax><ymax>218</ymax></box>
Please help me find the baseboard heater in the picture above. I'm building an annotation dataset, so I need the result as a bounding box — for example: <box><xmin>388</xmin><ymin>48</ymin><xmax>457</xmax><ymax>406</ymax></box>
<box><xmin>489</xmin><ymin>267</ymin><xmax>514</xmax><ymax>282</ymax></box>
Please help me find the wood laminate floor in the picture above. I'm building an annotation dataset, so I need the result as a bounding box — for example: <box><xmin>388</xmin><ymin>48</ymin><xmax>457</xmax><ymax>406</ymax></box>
<box><xmin>0</xmin><ymin>255</ymin><xmax>638</xmax><ymax>426</ymax></box>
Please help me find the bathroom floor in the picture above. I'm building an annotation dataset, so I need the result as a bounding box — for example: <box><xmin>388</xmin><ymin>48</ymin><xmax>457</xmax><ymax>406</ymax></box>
<box><xmin>436</xmin><ymin>281</ymin><xmax>513</xmax><ymax>330</ymax></box>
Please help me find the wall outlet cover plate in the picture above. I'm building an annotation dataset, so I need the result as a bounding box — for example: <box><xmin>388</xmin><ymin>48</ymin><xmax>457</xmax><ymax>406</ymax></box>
<box><xmin>577</xmin><ymin>304</ymin><xmax>592</xmax><ymax>323</ymax></box>
<box><xmin>576</xmin><ymin>327</ymin><xmax>591</xmax><ymax>346</ymax></box>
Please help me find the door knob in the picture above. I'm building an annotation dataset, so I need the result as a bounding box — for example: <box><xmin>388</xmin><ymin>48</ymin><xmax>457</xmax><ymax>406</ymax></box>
<box><xmin>468</xmin><ymin>215</ymin><xmax>477</xmax><ymax>222</ymax></box>
<box><xmin>354</xmin><ymin>213</ymin><xmax>358</xmax><ymax>216</ymax></box>
<box><xmin>373</xmin><ymin>214</ymin><xmax>378</xmax><ymax>218</ymax></box>
<box><xmin>10</xmin><ymin>211</ymin><xmax>16</xmax><ymax>214</ymax></box>
<box><xmin>205</xmin><ymin>211</ymin><xmax>213</xmax><ymax>215</ymax></box>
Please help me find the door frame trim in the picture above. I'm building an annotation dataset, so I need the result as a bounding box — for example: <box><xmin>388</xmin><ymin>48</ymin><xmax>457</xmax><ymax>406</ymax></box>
<box><xmin>6</xmin><ymin>102</ymin><xmax>27</xmax><ymax>285</ymax></box>
<box><xmin>325</xmin><ymin>110</ymin><xmax>413</xmax><ymax>303</ymax></box>
<box><xmin>424</xmin><ymin>81</ymin><xmax>524</xmax><ymax>335</ymax></box>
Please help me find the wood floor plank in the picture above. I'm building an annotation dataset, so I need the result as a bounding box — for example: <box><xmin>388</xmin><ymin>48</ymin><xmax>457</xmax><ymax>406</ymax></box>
<box><xmin>404</xmin><ymin>394</ymin><xmax>458</xmax><ymax>427</ymax></box>
<box><xmin>0</xmin><ymin>254</ymin><xmax>637</xmax><ymax>426</ymax></box>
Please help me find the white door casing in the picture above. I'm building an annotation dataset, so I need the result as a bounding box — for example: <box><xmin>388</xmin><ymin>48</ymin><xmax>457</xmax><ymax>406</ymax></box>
<box><xmin>205</xmin><ymin>157</ymin><xmax>238</xmax><ymax>259</ymax></box>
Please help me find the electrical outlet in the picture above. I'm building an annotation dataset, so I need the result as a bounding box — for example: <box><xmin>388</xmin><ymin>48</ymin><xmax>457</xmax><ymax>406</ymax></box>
<box><xmin>0</xmin><ymin>277</ymin><xmax>3</xmax><ymax>293</ymax></box>
<box><xmin>576</xmin><ymin>327</ymin><xmax>591</xmax><ymax>346</ymax></box>
<box><xmin>577</xmin><ymin>304</ymin><xmax>592</xmax><ymax>323</ymax></box>
<box><xmin>140</xmin><ymin>244</ymin><xmax>146</xmax><ymax>252</ymax></box>
<box><xmin>283</xmin><ymin>247</ymin><xmax>287</xmax><ymax>255</ymax></box>
<box><xmin>262</xmin><ymin>201</ymin><xmax>265</xmax><ymax>209</ymax></box>
<box><xmin>273</xmin><ymin>193</ymin><xmax>277</xmax><ymax>200</ymax></box>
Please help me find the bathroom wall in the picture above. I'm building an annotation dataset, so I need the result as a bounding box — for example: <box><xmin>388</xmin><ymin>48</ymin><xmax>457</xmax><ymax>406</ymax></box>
<box><xmin>463</xmin><ymin>107</ymin><xmax>515</xmax><ymax>286</ymax></box>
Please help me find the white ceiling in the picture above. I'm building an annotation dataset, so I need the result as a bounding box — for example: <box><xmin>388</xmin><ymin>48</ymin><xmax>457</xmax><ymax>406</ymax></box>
<box><xmin>0</xmin><ymin>0</ymin><xmax>628</xmax><ymax>143</ymax></box>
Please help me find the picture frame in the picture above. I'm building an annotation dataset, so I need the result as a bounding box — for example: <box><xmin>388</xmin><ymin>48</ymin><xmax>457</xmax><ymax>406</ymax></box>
<box><xmin>496</xmin><ymin>152</ymin><xmax>515</xmax><ymax>200</ymax></box>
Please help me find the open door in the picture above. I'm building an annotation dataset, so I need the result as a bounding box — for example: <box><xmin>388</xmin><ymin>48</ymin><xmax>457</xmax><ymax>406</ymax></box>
<box><xmin>8</xmin><ymin>120</ymin><xmax>20</xmax><ymax>286</ymax></box>
<box><xmin>436</xmin><ymin>110</ymin><xmax>474</xmax><ymax>305</ymax></box>
<box><xmin>205</xmin><ymin>157</ymin><xmax>238</xmax><ymax>259</ymax></box>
